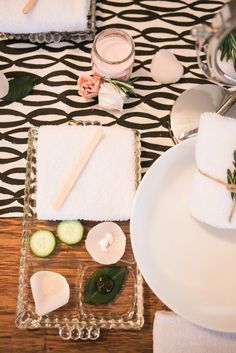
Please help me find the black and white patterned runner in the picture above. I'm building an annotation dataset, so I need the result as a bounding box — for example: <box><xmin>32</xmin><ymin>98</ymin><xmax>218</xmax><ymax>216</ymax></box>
<box><xmin>0</xmin><ymin>0</ymin><xmax>225</xmax><ymax>217</ymax></box>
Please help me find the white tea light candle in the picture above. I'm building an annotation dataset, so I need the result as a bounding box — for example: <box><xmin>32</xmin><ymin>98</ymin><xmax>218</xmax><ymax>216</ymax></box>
<box><xmin>92</xmin><ymin>29</ymin><xmax>135</xmax><ymax>80</ymax></box>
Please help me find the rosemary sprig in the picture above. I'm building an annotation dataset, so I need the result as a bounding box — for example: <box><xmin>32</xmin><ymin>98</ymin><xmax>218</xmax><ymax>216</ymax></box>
<box><xmin>220</xmin><ymin>29</ymin><xmax>236</xmax><ymax>71</ymax></box>
<box><xmin>227</xmin><ymin>150</ymin><xmax>236</xmax><ymax>222</ymax></box>
<box><xmin>102</xmin><ymin>77</ymin><xmax>137</xmax><ymax>97</ymax></box>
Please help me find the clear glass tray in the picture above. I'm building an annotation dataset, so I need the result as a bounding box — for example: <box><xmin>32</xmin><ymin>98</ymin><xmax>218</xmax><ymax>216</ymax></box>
<box><xmin>0</xmin><ymin>0</ymin><xmax>96</xmax><ymax>43</ymax></box>
<box><xmin>15</xmin><ymin>121</ymin><xmax>144</xmax><ymax>340</ymax></box>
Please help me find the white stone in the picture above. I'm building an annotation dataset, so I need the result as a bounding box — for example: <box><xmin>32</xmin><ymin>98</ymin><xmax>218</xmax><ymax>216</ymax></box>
<box><xmin>151</xmin><ymin>49</ymin><xmax>184</xmax><ymax>84</ymax></box>
<box><xmin>30</xmin><ymin>271</ymin><xmax>70</xmax><ymax>316</ymax></box>
<box><xmin>0</xmin><ymin>72</ymin><xmax>9</xmax><ymax>99</ymax></box>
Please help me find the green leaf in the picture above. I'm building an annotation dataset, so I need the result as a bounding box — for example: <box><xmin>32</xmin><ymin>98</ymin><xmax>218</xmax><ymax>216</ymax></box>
<box><xmin>233</xmin><ymin>170</ymin><xmax>236</xmax><ymax>180</ymax></box>
<box><xmin>84</xmin><ymin>266</ymin><xmax>127</xmax><ymax>305</ymax></box>
<box><xmin>102</xmin><ymin>77</ymin><xmax>137</xmax><ymax>97</ymax></box>
<box><xmin>2</xmin><ymin>75</ymin><xmax>37</xmax><ymax>102</ymax></box>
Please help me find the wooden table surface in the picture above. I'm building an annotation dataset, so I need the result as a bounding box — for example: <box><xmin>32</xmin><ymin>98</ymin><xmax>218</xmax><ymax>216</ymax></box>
<box><xmin>0</xmin><ymin>218</ymin><xmax>167</xmax><ymax>353</ymax></box>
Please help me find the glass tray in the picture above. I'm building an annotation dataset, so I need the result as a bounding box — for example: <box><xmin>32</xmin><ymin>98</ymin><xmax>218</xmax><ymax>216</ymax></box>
<box><xmin>0</xmin><ymin>0</ymin><xmax>96</xmax><ymax>43</ymax></box>
<box><xmin>15</xmin><ymin>121</ymin><xmax>144</xmax><ymax>341</ymax></box>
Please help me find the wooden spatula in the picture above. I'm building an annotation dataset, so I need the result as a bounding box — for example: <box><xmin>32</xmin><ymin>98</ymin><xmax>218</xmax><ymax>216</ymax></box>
<box><xmin>22</xmin><ymin>0</ymin><xmax>38</xmax><ymax>14</ymax></box>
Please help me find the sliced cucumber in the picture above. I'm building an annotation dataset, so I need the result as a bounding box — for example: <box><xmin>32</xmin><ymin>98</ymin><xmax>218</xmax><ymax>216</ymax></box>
<box><xmin>30</xmin><ymin>230</ymin><xmax>56</xmax><ymax>257</ymax></box>
<box><xmin>57</xmin><ymin>220</ymin><xmax>84</xmax><ymax>245</ymax></box>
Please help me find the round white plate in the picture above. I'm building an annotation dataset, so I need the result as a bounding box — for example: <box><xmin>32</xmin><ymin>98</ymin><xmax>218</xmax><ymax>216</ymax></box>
<box><xmin>131</xmin><ymin>138</ymin><xmax>236</xmax><ymax>332</ymax></box>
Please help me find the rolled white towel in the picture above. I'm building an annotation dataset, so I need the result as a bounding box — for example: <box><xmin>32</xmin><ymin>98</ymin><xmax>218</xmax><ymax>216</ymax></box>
<box><xmin>36</xmin><ymin>125</ymin><xmax>137</xmax><ymax>221</ymax></box>
<box><xmin>0</xmin><ymin>0</ymin><xmax>90</xmax><ymax>34</ymax></box>
<box><xmin>153</xmin><ymin>311</ymin><xmax>236</xmax><ymax>353</ymax></box>
<box><xmin>189</xmin><ymin>112</ymin><xmax>236</xmax><ymax>229</ymax></box>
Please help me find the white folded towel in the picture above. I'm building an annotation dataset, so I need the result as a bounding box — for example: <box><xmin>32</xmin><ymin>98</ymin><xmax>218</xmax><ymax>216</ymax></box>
<box><xmin>189</xmin><ymin>112</ymin><xmax>236</xmax><ymax>229</ymax></box>
<box><xmin>0</xmin><ymin>0</ymin><xmax>90</xmax><ymax>34</ymax></box>
<box><xmin>153</xmin><ymin>312</ymin><xmax>236</xmax><ymax>353</ymax></box>
<box><xmin>36</xmin><ymin>125</ymin><xmax>137</xmax><ymax>221</ymax></box>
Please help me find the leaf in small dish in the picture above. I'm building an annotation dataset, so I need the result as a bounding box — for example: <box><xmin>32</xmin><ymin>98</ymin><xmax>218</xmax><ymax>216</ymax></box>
<box><xmin>2</xmin><ymin>75</ymin><xmax>37</xmax><ymax>102</ymax></box>
<box><xmin>84</xmin><ymin>266</ymin><xmax>127</xmax><ymax>305</ymax></box>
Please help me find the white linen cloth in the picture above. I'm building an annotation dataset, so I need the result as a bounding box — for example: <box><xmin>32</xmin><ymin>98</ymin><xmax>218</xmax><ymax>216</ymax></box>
<box><xmin>36</xmin><ymin>125</ymin><xmax>137</xmax><ymax>221</ymax></box>
<box><xmin>0</xmin><ymin>0</ymin><xmax>90</xmax><ymax>33</ymax></box>
<box><xmin>153</xmin><ymin>311</ymin><xmax>236</xmax><ymax>353</ymax></box>
<box><xmin>189</xmin><ymin>112</ymin><xmax>236</xmax><ymax>229</ymax></box>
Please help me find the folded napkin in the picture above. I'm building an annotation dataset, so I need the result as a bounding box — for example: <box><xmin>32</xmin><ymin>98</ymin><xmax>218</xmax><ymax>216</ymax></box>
<box><xmin>0</xmin><ymin>0</ymin><xmax>90</xmax><ymax>34</ymax></box>
<box><xmin>36</xmin><ymin>125</ymin><xmax>137</xmax><ymax>221</ymax></box>
<box><xmin>154</xmin><ymin>311</ymin><xmax>236</xmax><ymax>353</ymax></box>
<box><xmin>189</xmin><ymin>112</ymin><xmax>236</xmax><ymax>229</ymax></box>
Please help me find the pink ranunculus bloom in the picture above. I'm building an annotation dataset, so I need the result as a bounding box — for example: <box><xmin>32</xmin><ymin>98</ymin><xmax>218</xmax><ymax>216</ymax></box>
<box><xmin>78</xmin><ymin>74</ymin><xmax>101</xmax><ymax>99</ymax></box>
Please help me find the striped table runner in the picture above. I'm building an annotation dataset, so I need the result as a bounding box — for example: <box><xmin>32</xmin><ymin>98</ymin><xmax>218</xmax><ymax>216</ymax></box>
<box><xmin>0</xmin><ymin>0</ymin><xmax>225</xmax><ymax>217</ymax></box>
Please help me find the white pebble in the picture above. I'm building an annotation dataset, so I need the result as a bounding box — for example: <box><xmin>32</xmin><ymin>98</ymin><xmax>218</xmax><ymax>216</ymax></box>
<box><xmin>0</xmin><ymin>72</ymin><xmax>9</xmax><ymax>98</ymax></box>
<box><xmin>151</xmin><ymin>49</ymin><xmax>184</xmax><ymax>84</ymax></box>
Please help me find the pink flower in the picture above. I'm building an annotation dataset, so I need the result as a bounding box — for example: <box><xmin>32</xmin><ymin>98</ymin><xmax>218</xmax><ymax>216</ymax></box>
<box><xmin>78</xmin><ymin>74</ymin><xmax>101</xmax><ymax>99</ymax></box>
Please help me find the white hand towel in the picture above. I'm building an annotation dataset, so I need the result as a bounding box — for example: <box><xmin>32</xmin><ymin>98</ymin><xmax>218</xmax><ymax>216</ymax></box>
<box><xmin>0</xmin><ymin>0</ymin><xmax>90</xmax><ymax>34</ymax></box>
<box><xmin>153</xmin><ymin>311</ymin><xmax>236</xmax><ymax>353</ymax></box>
<box><xmin>36</xmin><ymin>125</ymin><xmax>137</xmax><ymax>221</ymax></box>
<box><xmin>189</xmin><ymin>112</ymin><xmax>236</xmax><ymax>229</ymax></box>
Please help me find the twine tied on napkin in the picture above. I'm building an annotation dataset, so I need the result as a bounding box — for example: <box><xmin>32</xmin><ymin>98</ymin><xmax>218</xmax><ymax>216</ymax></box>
<box><xmin>199</xmin><ymin>153</ymin><xmax>236</xmax><ymax>222</ymax></box>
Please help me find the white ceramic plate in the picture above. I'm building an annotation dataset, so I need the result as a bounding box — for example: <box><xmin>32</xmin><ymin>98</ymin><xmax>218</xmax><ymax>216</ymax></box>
<box><xmin>131</xmin><ymin>138</ymin><xmax>236</xmax><ymax>332</ymax></box>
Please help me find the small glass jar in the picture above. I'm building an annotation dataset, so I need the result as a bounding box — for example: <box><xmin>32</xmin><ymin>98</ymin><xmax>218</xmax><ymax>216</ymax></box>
<box><xmin>91</xmin><ymin>28</ymin><xmax>135</xmax><ymax>81</ymax></box>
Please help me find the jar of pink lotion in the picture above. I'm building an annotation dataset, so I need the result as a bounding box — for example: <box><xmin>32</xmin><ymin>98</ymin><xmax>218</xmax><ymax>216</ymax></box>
<box><xmin>92</xmin><ymin>28</ymin><xmax>135</xmax><ymax>80</ymax></box>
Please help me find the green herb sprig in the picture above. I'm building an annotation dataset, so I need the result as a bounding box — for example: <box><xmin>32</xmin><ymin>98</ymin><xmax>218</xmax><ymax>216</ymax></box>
<box><xmin>227</xmin><ymin>150</ymin><xmax>236</xmax><ymax>222</ymax></box>
<box><xmin>102</xmin><ymin>77</ymin><xmax>137</xmax><ymax>97</ymax></box>
<box><xmin>220</xmin><ymin>29</ymin><xmax>236</xmax><ymax>71</ymax></box>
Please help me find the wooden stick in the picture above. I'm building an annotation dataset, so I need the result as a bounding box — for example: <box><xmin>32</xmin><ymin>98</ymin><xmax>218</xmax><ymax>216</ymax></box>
<box><xmin>53</xmin><ymin>129</ymin><xmax>104</xmax><ymax>210</ymax></box>
<box><xmin>22</xmin><ymin>0</ymin><xmax>38</xmax><ymax>14</ymax></box>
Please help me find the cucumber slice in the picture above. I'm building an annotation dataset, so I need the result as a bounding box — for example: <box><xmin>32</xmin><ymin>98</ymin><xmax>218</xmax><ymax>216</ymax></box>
<box><xmin>57</xmin><ymin>220</ymin><xmax>84</xmax><ymax>245</ymax></box>
<box><xmin>30</xmin><ymin>230</ymin><xmax>56</xmax><ymax>257</ymax></box>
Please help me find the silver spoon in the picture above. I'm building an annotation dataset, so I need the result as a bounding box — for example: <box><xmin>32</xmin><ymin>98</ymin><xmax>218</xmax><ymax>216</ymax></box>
<box><xmin>171</xmin><ymin>84</ymin><xmax>228</xmax><ymax>141</ymax></box>
<box><xmin>178</xmin><ymin>89</ymin><xmax>236</xmax><ymax>141</ymax></box>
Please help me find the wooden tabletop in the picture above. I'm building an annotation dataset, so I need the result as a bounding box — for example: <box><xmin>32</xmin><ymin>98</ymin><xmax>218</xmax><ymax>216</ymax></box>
<box><xmin>0</xmin><ymin>218</ymin><xmax>167</xmax><ymax>353</ymax></box>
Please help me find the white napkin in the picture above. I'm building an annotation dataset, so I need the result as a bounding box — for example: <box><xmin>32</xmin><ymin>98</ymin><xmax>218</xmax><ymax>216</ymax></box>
<box><xmin>0</xmin><ymin>0</ymin><xmax>90</xmax><ymax>33</ymax></box>
<box><xmin>189</xmin><ymin>112</ymin><xmax>236</xmax><ymax>229</ymax></box>
<box><xmin>36</xmin><ymin>125</ymin><xmax>137</xmax><ymax>221</ymax></box>
<box><xmin>154</xmin><ymin>311</ymin><xmax>236</xmax><ymax>353</ymax></box>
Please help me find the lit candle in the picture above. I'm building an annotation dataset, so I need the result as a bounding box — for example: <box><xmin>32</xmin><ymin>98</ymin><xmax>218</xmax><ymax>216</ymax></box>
<box><xmin>92</xmin><ymin>29</ymin><xmax>135</xmax><ymax>80</ymax></box>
